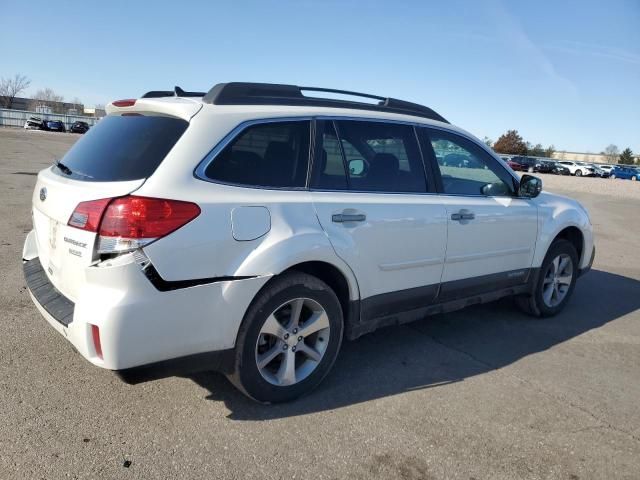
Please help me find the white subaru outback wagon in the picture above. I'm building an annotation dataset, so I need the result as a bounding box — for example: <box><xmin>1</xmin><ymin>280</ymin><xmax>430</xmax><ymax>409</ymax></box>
<box><xmin>23</xmin><ymin>82</ymin><xmax>595</xmax><ymax>403</ymax></box>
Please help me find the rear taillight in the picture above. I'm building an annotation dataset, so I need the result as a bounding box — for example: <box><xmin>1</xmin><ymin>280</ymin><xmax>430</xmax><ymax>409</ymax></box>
<box><xmin>68</xmin><ymin>198</ymin><xmax>111</xmax><ymax>232</ymax></box>
<box><xmin>68</xmin><ymin>196</ymin><xmax>200</xmax><ymax>254</ymax></box>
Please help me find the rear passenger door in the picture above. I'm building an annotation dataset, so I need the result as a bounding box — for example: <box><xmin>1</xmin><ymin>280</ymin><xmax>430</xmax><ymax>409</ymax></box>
<box><xmin>310</xmin><ymin>119</ymin><xmax>447</xmax><ymax>320</ymax></box>
<box><xmin>422</xmin><ymin>128</ymin><xmax>538</xmax><ymax>301</ymax></box>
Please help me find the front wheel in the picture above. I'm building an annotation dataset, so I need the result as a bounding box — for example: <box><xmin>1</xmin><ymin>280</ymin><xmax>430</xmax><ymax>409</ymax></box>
<box><xmin>632</xmin><ymin>176</ymin><xmax>637</xmax><ymax>181</ymax></box>
<box><xmin>516</xmin><ymin>239</ymin><xmax>579</xmax><ymax>317</ymax></box>
<box><xmin>610</xmin><ymin>174</ymin><xmax>616</xmax><ymax>179</ymax></box>
<box><xmin>228</xmin><ymin>272</ymin><xmax>344</xmax><ymax>403</ymax></box>
<box><xmin>575</xmin><ymin>169</ymin><xmax>582</xmax><ymax>177</ymax></box>
<box><xmin>528</xmin><ymin>166</ymin><xmax>534</xmax><ymax>173</ymax></box>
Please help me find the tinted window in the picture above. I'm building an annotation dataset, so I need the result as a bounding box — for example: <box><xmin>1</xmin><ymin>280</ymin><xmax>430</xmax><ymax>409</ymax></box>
<box><xmin>313</xmin><ymin>120</ymin><xmax>427</xmax><ymax>193</ymax></box>
<box><xmin>54</xmin><ymin>115</ymin><xmax>188</xmax><ymax>181</ymax></box>
<box><xmin>312</xmin><ymin>121</ymin><xmax>348</xmax><ymax>190</ymax></box>
<box><xmin>205</xmin><ymin>121</ymin><xmax>310</xmax><ymax>188</ymax></box>
<box><xmin>427</xmin><ymin>129</ymin><xmax>516</xmax><ymax>196</ymax></box>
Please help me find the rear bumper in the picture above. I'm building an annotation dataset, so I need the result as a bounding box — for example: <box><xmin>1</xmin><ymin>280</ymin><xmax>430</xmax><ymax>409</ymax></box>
<box><xmin>23</xmin><ymin>236</ymin><xmax>270</xmax><ymax>371</ymax></box>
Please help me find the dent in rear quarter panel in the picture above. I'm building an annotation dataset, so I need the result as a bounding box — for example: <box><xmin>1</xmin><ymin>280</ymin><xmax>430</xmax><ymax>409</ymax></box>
<box><xmin>532</xmin><ymin>192</ymin><xmax>594</xmax><ymax>270</ymax></box>
<box><xmin>140</xmin><ymin>180</ymin><xmax>359</xmax><ymax>300</ymax></box>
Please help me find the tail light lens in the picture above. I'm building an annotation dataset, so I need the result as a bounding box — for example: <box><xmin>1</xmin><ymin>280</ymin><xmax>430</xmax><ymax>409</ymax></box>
<box><xmin>68</xmin><ymin>196</ymin><xmax>200</xmax><ymax>254</ymax></box>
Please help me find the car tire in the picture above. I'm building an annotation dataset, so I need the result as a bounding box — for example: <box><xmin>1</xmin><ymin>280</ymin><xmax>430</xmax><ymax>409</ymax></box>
<box><xmin>632</xmin><ymin>176</ymin><xmax>637</xmax><ymax>181</ymax></box>
<box><xmin>516</xmin><ymin>239</ymin><xmax>579</xmax><ymax>318</ymax></box>
<box><xmin>228</xmin><ymin>272</ymin><xmax>344</xmax><ymax>403</ymax></box>
<box><xmin>575</xmin><ymin>170</ymin><xmax>582</xmax><ymax>176</ymax></box>
<box><xmin>610</xmin><ymin>174</ymin><xmax>616</xmax><ymax>179</ymax></box>
<box><xmin>528</xmin><ymin>166</ymin><xmax>534</xmax><ymax>173</ymax></box>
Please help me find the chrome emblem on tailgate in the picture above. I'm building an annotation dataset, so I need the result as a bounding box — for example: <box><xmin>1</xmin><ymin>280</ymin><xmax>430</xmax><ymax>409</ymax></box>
<box><xmin>39</xmin><ymin>187</ymin><xmax>47</xmax><ymax>201</ymax></box>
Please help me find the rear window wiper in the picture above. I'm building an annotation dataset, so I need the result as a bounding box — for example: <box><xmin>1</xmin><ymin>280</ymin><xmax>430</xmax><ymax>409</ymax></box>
<box><xmin>55</xmin><ymin>160</ymin><xmax>73</xmax><ymax>175</ymax></box>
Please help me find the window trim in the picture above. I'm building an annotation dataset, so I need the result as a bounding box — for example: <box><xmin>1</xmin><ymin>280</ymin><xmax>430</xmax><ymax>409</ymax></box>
<box><xmin>194</xmin><ymin>115</ymin><xmax>521</xmax><ymax>195</ymax></box>
<box><xmin>193</xmin><ymin>116</ymin><xmax>313</xmax><ymax>190</ymax></box>
<box><xmin>310</xmin><ymin>118</ymin><xmax>434</xmax><ymax>195</ymax></box>
<box><xmin>421</xmin><ymin>126</ymin><xmax>521</xmax><ymax>198</ymax></box>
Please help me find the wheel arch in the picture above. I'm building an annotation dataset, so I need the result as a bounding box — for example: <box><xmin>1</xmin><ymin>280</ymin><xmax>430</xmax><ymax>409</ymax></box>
<box><xmin>552</xmin><ymin>226</ymin><xmax>584</xmax><ymax>262</ymax></box>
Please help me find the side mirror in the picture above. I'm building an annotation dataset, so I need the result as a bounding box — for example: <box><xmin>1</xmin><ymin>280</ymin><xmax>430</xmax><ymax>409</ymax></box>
<box><xmin>347</xmin><ymin>159</ymin><xmax>365</xmax><ymax>176</ymax></box>
<box><xmin>519</xmin><ymin>174</ymin><xmax>542</xmax><ymax>198</ymax></box>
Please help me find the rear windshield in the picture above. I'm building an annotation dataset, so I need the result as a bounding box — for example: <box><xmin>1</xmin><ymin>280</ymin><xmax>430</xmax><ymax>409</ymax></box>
<box><xmin>53</xmin><ymin>115</ymin><xmax>188</xmax><ymax>181</ymax></box>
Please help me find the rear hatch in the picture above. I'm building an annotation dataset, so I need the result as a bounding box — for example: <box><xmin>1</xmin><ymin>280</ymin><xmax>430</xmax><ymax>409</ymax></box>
<box><xmin>32</xmin><ymin>105</ymin><xmax>194</xmax><ymax>301</ymax></box>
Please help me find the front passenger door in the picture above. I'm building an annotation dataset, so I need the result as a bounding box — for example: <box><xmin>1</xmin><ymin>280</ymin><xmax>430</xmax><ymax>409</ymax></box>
<box><xmin>423</xmin><ymin>128</ymin><xmax>538</xmax><ymax>301</ymax></box>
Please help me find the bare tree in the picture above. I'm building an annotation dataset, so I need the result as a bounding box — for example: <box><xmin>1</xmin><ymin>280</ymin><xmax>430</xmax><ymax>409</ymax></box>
<box><xmin>0</xmin><ymin>74</ymin><xmax>31</xmax><ymax>109</ymax></box>
<box><xmin>601</xmin><ymin>144</ymin><xmax>620</xmax><ymax>164</ymax></box>
<box><xmin>31</xmin><ymin>88</ymin><xmax>65</xmax><ymax>113</ymax></box>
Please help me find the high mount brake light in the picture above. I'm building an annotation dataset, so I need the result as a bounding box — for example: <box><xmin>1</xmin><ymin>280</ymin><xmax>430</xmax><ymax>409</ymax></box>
<box><xmin>112</xmin><ymin>99</ymin><xmax>137</xmax><ymax>107</ymax></box>
<box><xmin>67</xmin><ymin>196</ymin><xmax>201</xmax><ymax>254</ymax></box>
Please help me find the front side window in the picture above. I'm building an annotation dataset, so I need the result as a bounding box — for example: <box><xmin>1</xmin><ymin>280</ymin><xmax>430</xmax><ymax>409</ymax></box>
<box><xmin>427</xmin><ymin>129</ymin><xmax>516</xmax><ymax>196</ymax></box>
<box><xmin>205</xmin><ymin>121</ymin><xmax>310</xmax><ymax>188</ymax></box>
<box><xmin>312</xmin><ymin>120</ymin><xmax>427</xmax><ymax>193</ymax></box>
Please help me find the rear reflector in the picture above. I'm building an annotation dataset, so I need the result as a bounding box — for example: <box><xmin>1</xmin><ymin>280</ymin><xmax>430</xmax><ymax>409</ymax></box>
<box><xmin>112</xmin><ymin>99</ymin><xmax>137</xmax><ymax>107</ymax></box>
<box><xmin>91</xmin><ymin>324</ymin><xmax>103</xmax><ymax>359</ymax></box>
<box><xmin>68</xmin><ymin>195</ymin><xmax>201</xmax><ymax>254</ymax></box>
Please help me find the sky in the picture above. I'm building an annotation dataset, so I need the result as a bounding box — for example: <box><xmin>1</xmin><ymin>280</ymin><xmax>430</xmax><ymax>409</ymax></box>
<box><xmin>1</xmin><ymin>0</ymin><xmax>639</xmax><ymax>153</ymax></box>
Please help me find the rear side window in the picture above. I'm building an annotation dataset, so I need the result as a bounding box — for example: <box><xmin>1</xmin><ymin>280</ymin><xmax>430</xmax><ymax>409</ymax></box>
<box><xmin>312</xmin><ymin>120</ymin><xmax>427</xmax><ymax>193</ymax></box>
<box><xmin>54</xmin><ymin>115</ymin><xmax>188</xmax><ymax>181</ymax></box>
<box><xmin>205</xmin><ymin>121</ymin><xmax>311</xmax><ymax>188</ymax></box>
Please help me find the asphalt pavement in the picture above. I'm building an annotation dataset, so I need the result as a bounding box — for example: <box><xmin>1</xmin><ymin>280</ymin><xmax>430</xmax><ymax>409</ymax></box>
<box><xmin>1</xmin><ymin>129</ymin><xmax>639</xmax><ymax>479</ymax></box>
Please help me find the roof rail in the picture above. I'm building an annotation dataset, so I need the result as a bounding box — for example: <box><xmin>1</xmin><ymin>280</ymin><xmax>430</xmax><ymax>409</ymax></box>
<box><xmin>202</xmin><ymin>82</ymin><xmax>448</xmax><ymax>123</ymax></box>
<box><xmin>141</xmin><ymin>86</ymin><xmax>206</xmax><ymax>99</ymax></box>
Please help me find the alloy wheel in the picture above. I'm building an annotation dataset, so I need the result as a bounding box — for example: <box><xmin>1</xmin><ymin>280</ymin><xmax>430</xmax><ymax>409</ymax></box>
<box><xmin>255</xmin><ymin>298</ymin><xmax>331</xmax><ymax>386</ymax></box>
<box><xmin>542</xmin><ymin>254</ymin><xmax>573</xmax><ymax>308</ymax></box>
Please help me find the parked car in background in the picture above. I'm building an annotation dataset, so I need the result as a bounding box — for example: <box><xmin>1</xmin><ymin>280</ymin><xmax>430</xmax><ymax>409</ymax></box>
<box><xmin>598</xmin><ymin>165</ymin><xmax>615</xmax><ymax>175</ymax></box>
<box><xmin>506</xmin><ymin>158</ymin><xmax>527</xmax><ymax>171</ymax></box>
<box><xmin>42</xmin><ymin>120</ymin><xmax>66</xmax><ymax>132</ymax></box>
<box><xmin>587</xmin><ymin>164</ymin><xmax>610</xmax><ymax>178</ymax></box>
<box><xmin>70</xmin><ymin>121</ymin><xmax>90</xmax><ymax>134</ymax></box>
<box><xmin>610</xmin><ymin>165</ymin><xmax>640</xmax><ymax>181</ymax></box>
<box><xmin>24</xmin><ymin>116</ymin><xmax>44</xmax><ymax>130</ymax></box>
<box><xmin>511</xmin><ymin>156</ymin><xmax>554</xmax><ymax>174</ymax></box>
<box><xmin>550</xmin><ymin>161</ymin><xmax>570</xmax><ymax>175</ymax></box>
<box><xmin>558</xmin><ymin>161</ymin><xmax>594</xmax><ymax>177</ymax></box>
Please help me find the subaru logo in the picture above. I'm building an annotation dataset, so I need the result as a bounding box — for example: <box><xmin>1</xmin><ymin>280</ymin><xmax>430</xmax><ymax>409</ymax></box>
<box><xmin>39</xmin><ymin>187</ymin><xmax>47</xmax><ymax>202</ymax></box>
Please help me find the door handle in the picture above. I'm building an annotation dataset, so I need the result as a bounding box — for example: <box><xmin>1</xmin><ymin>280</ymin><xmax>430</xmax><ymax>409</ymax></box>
<box><xmin>451</xmin><ymin>210</ymin><xmax>475</xmax><ymax>221</ymax></box>
<box><xmin>332</xmin><ymin>212</ymin><xmax>366</xmax><ymax>223</ymax></box>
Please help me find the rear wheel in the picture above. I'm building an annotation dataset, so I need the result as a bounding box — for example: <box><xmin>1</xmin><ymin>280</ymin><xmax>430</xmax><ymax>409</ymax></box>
<box><xmin>516</xmin><ymin>239</ymin><xmax>578</xmax><ymax>317</ymax></box>
<box><xmin>632</xmin><ymin>176</ymin><xmax>637</xmax><ymax>181</ymax></box>
<box><xmin>610</xmin><ymin>174</ymin><xmax>616</xmax><ymax>179</ymax></box>
<box><xmin>228</xmin><ymin>272</ymin><xmax>344</xmax><ymax>403</ymax></box>
<box><xmin>528</xmin><ymin>166</ymin><xmax>534</xmax><ymax>173</ymax></box>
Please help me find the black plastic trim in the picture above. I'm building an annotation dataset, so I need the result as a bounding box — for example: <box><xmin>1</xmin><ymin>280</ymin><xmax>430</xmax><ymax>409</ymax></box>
<box><xmin>142</xmin><ymin>264</ymin><xmax>255</xmax><ymax>292</ymax></box>
<box><xmin>23</xmin><ymin>258</ymin><xmax>75</xmax><ymax>326</ymax></box>
<box><xmin>142</xmin><ymin>86</ymin><xmax>207</xmax><ymax>99</ymax></box>
<box><xmin>202</xmin><ymin>82</ymin><xmax>449</xmax><ymax>123</ymax></box>
<box><xmin>115</xmin><ymin>348</ymin><xmax>236</xmax><ymax>383</ymax></box>
<box><xmin>578</xmin><ymin>245</ymin><xmax>595</xmax><ymax>277</ymax></box>
<box><xmin>347</xmin><ymin>269</ymin><xmax>536</xmax><ymax>340</ymax></box>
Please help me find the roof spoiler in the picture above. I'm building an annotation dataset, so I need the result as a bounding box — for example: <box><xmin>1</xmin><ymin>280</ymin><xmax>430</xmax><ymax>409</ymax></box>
<box><xmin>141</xmin><ymin>86</ymin><xmax>206</xmax><ymax>99</ymax></box>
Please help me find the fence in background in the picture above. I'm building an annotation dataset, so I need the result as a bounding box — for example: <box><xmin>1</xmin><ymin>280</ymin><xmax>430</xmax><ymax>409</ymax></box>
<box><xmin>0</xmin><ymin>108</ymin><xmax>101</xmax><ymax>130</ymax></box>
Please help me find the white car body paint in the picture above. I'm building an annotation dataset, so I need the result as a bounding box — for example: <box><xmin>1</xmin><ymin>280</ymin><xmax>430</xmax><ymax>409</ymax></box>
<box><xmin>23</xmin><ymin>94</ymin><xmax>594</xmax><ymax>372</ymax></box>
